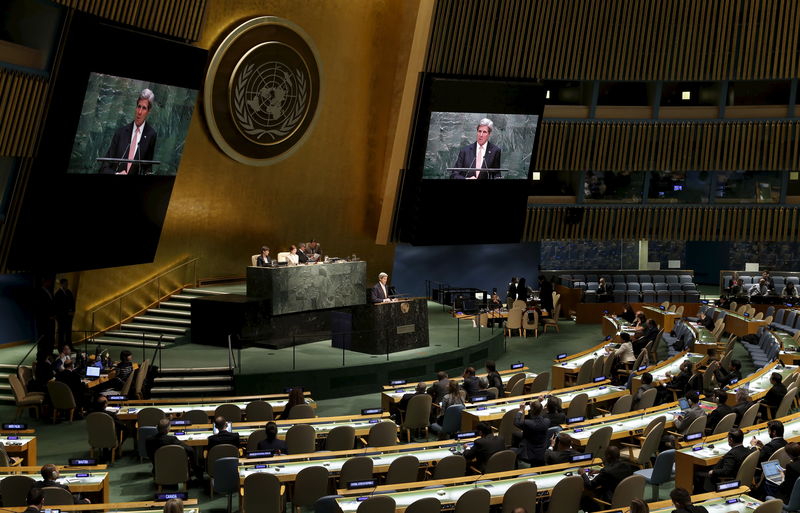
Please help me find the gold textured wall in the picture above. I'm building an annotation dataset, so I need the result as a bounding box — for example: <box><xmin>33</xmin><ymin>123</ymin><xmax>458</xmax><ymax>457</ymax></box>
<box><xmin>72</xmin><ymin>0</ymin><xmax>421</xmax><ymax>330</ymax></box>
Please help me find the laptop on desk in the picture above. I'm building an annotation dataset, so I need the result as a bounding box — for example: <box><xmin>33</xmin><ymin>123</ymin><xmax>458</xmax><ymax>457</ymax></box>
<box><xmin>762</xmin><ymin>460</ymin><xmax>784</xmax><ymax>485</ymax></box>
<box><xmin>84</xmin><ymin>366</ymin><xmax>101</xmax><ymax>379</ymax></box>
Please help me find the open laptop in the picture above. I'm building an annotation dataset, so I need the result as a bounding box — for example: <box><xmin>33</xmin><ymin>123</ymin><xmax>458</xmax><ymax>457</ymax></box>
<box><xmin>678</xmin><ymin>397</ymin><xmax>690</xmax><ymax>410</ymax></box>
<box><xmin>762</xmin><ymin>460</ymin><xmax>784</xmax><ymax>485</ymax></box>
<box><xmin>84</xmin><ymin>366</ymin><xmax>101</xmax><ymax>379</ymax></box>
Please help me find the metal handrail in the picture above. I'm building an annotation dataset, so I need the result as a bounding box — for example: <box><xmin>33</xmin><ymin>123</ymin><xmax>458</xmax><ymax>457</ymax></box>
<box><xmin>16</xmin><ymin>336</ymin><xmax>43</xmax><ymax>371</ymax></box>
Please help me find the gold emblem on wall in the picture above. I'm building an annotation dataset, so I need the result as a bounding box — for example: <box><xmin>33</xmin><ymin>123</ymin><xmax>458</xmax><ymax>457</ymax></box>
<box><xmin>400</xmin><ymin>302</ymin><xmax>410</xmax><ymax>314</ymax></box>
<box><xmin>205</xmin><ymin>17</ymin><xmax>321</xmax><ymax>166</ymax></box>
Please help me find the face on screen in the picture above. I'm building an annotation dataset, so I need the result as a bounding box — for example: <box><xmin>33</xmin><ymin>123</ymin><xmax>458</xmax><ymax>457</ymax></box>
<box><xmin>476</xmin><ymin>125</ymin><xmax>490</xmax><ymax>146</ymax></box>
<box><xmin>134</xmin><ymin>100</ymin><xmax>151</xmax><ymax>126</ymax></box>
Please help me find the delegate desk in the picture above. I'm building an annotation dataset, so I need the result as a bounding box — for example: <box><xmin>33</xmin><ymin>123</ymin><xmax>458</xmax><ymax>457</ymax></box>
<box><xmin>674</xmin><ymin>411</ymin><xmax>800</xmax><ymax>491</ymax></box>
<box><xmin>334</xmin><ymin>461</ymin><xmax>603</xmax><ymax>512</ymax></box>
<box><xmin>551</xmin><ymin>337</ymin><xmax>627</xmax><ymax>389</ymax></box>
<box><xmin>726</xmin><ymin>360</ymin><xmax>797</xmax><ymax>405</ymax></box>
<box><xmin>460</xmin><ymin>381</ymin><xmax>628</xmax><ymax>431</ymax></box>
<box><xmin>108</xmin><ymin>395</ymin><xmax>316</xmax><ymax>421</ymax></box>
<box><xmin>596</xmin><ymin>487</ymin><xmax>756</xmax><ymax>513</ymax></box>
<box><xmin>642</xmin><ymin>305</ymin><xmax>681</xmax><ymax>332</ymax></box>
<box><xmin>381</xmin><ymin>367</ymin><xmax>537</xmax><ymax>411</ymax></box>
<box><xmin>719</xmin><ymin>308</ymin><xmax>768</xmax><ymax>336</ymax></box>
<box><xmin>601</xmin><ymin>315</ymin><xmax>633</xmax><ymax>339</ymax></box>
<box><xmin>0</xmin><ymin>501</ymin><xmax>198</xmax><ymax>513</ymax></box>
<box><xmin>171</xmin><ymin>413</ymin><xmax>394</xmax><ymax>447</ymax></box>
<box><xmin>631</xmin><ymin>351</ymin><xmax>706</xmax><ymax>395</ymax></box>
<box><xmin>0</xmin><ymin>433</ymin><xmax>37</xmax><ymax>465</ymax></box>
<box><xmin>683</xmin><ymin>321</ymin><xmax>718</xmax><ymax>354</ymax></box>
<box><xmin>777</xmin><ymin>330</ymin><xmax>800</xmax><ymax>365</ymax></box>
<box><xmin>239</xmin><ymin>438</ymin><xmax>475</xmax><ymax>484</ymax></box>
<box><xmin>0</xmin><ymin>467</ymin><xmax>110</xmax><ymax>503</ymax></box>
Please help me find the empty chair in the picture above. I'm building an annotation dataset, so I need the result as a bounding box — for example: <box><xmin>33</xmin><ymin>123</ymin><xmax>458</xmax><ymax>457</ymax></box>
<box><xmin>86</xmin><ymin>411</ymin><xmax>121</xmax><ymax>463</ymax></box>
<box><xmin>666</xmin><ymin>275</ymin><xmax>679</xmax><ymax>284</ymax></box>
<box><xmin>246</xmin><ymin>429</ymin><xmax>266</xmax><ymax>452</ymax></box>
<box><xmin>9</xmin><ymin>375</ymin><xmax>44</xmax><ymax>420</ymax></box>
<box><xmin>432</xmin><ymin>454</ymin><xmax>466</xmax><ymax>479</ymax></box>
<box><xmin>182</xmin><ymin>409</ymin><xmax>209</xmax><ymax>425</ymax></box>
<box><xmin>47</xmin><ymin>381</ymin><xmax>76</xmax><ymax>423</ymax></box>
<box><xmin>657</xmin><ymin>290</ymin><xmax>670</xmax><ymax>303</ymax></box>
<box><xmin>245</xmin><ymin>400</ymin><xmax>274</xmax><ymax>421</ymax></box>
<box><xmin>357</xmin><ymin>495</ymin><xmax>396</xmax><ymax>513</ymax></box>
<box><xmin>40</xmin><ymin>487</ymin><xmax>74</xmax><ymax>506</ymax></box>
<box><xmin>207</xmin><ymin>444</ymin><xmax>240</xmax><ymax>497</ymax></box>
<box><xmin>286</xmin><ymin>423</ymin><xmax>316</xmax><ymax>454</ymax></box>
<box><xmin>627</xmin><ymin>283</ymin><xmax>641</xmax><ymax>291</ymax></box>
<box><xmin>583</xmin><ymin>425</ymin><xmax>613</xmax><ymax>458</ymax></box>
<box><xmin>608</xmin><ymin>394</ymin><xmax>633</xmax><ymax>415</ymax></box>
<box><xmin>752</xmin><ymin>499</ymin><xmax>785</xmax><ymax>513</ymax></box>
<box><xmin>406</xmin><ymin>498</ymin><xmax>441</xmax><ymax>513</ymax></box>
<box><xmin>339</xmin><ymin>456</ymin><xmax>374</xmax><ymax>487</ymax></box>
<box><xmin>592</xmin><ymin>356</ymin><xmax>606</xmax><ymax>379</ymax></box>
<box><xmin>622</xmin><ymin>422</ymin><xmax>664</xmax><ymax>467</ymax></box>
<box><xmin>483</xmin><ymin>449</ymin><xmax>517</xmax><ymax>474</ymax></box>
<box><xmin>502</xmin><ymin>480</ymin><xmax>537</xmax><ymax>513</ymax></box>
<box><xmin>137</xmin><ymin>407</ymin><xmax>166</xmax><ymax>427</ymax></box>
<box><xmin>154</xmin><ymin>445</ymin><xmax>190</xmax><ymax>491</ymax></box>
<box><xmin>385</xmin><ymin>454</ymin><xmax>419</xmax><ymax>484</ymax></box>
<box><xmin>575</xmin><ymin>359</ymin><xmax>595</xmax><ymax>386</ymax></box>
<box><xmin>136</xmin><ymin>426</ymin><xmax>157</xmax><ymax>462</ymax></box>
<box><xmin>530</xmin><ymin>372</ymin><xmax>549</xmax><ymax>393</ymax></box>
<box><xmin>565</xmin><ymin>393</ymin><xmax>589</xmax><ymax>420</ymax></box>
<box><xmin>288</xmin><ymin>403</ymin><xmax>316</xmax><ymax>419</ymax></box>
<box><xmin>212</xmin><ymin>457</ymin><xmax>240</xmax><ymax>513</ymax></box>
<box><xmin>737</xmin><ymin>450</ymin><xmax>760</xmax><ymax>489</ymax></box>
<box><xmin>497</xmin><ymin>409</ymin><xmax>520</xmax><ymax>449</ymax></box>
<box><xmin>522</xmin><ymin>309</ymin><xmax>539</xmax><ymax>337</ymax></box>
<box><xmin>670</xmin><ymin>291</ymin><xmax>685</xmax><ymax>303</ymax></box>
<box><xmin>430</xmin><ymin>404</ymin><xmax>464</xmax><ymax>439</ymax></box>
<box><xmin>507</xmin><ymin>379</ymin><xmax>525</xmax><ymax>397</ymax></box>
<box><xmin>214</xmin><ymin>404</ymin><xmax>242</xmax><ymax>422</ymax></box>
<box><xmin>505</xmin><ymin>308</ymin><xmax>524</xmax><ymax>337</ymax></box>
<box><xmin>401</xmin><ymin>394</ymin><xmax>432</xmax><ymax>441</ymax></box>
<box><xmin>595</xmin><ymin>474</ymin><xmax>647</xmax><ymax>509</ymax></box>
<box><xmin>293</xmin><ymin>466</ymin><xmax>329</xmax><ymax>513</ymax></box>
<box><xmin>711</xmin><ymin>412</ymin><xmax>737</xmax><ymax>436</ymax></box>
<box><xmin>324</xmin><ymin>425</ymin><xmax>356</xmax><ymax>451</ymax></box>
<box><xmin>0</xmin><ymin>474</ymin><xmax>35</xmax><ymax>507</ymax></box>
<box><xmin>642</xmin><ymin>290</ymin><xmax>656</xmax><ymax>302</ymax></box>
<box><xmin>545</xmin><ymin>475</ymin><xmax>583</xmax><ymax>513</ymax></box>
<box><xmin>454</xmin><ymin>487</ymin><xmax>490</xmax><ymax>513</ymax></box>
<box><xmin>366</xmin><ymin>420</ymin><xmax>397</xmax><ymax>447</ymax></box>
<box><xmin>243</xmin><ymin>472</ymin><xmax>283</xmax><ymax>513</ymax></box>
<box><xmin>634</xmin><ymin>449</ymin><xmax>675</xmax><ymax>500</ymax></box>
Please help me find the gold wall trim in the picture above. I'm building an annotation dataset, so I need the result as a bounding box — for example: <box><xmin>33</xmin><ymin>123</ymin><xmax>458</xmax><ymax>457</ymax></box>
<box><xmin>0</xmin><ymin>69</ymin><xmax>48</xmax><ymax>158</ymax></box>
<box><xmin>535</xmin><ymin>120</ymin><xmax>800</xmax><ymax>171</ymax></box>
<box><xmin>53</xmin><ymin>0</ymin><xmax>207</xmax><ymax>42</ymax></box>
<box><xmin>426</xmin><ymin>0</ymin><xmax>800</xmax><ymax>80</ymax></box>
<box><xmin>524</xmin><ymin>206</ymin><xmax>800</xmax><ymax>241</ymax></box>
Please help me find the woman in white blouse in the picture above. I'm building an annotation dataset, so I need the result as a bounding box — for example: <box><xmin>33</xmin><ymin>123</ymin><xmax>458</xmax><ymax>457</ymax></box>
<box><xmin>286</xmin><ymin>245</ymin><xmax>300</xmax><ymax>265</ymax></box>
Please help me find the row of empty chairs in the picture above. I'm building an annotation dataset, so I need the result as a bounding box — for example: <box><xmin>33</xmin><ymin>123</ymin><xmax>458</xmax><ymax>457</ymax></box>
<box><xmin>770</xmin><ymin>308</ymin><xmax>800</xmax><ymax>336</ymax></box>
<box><xmin>561</xmin><ymin>273</ymin><xmax>695</xmax><ymax>285</ymax></box>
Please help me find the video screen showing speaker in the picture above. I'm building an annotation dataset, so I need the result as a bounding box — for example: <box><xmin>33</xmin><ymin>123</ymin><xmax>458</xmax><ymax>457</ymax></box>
<box><xmin>422</xmin><ymin>112</ymin><xmax>538</xmax><ymax>180</ymax></box>
<box><xmin>68</xmin><ymin>73</ymin><xmax>198</xmax><ymax>176</ymax></box>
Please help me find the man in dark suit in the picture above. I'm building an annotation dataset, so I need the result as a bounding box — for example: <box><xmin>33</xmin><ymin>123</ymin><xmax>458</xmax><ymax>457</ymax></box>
<box><xmin>701</xmin><ymin>429</ymin><xmax>753</xmax><ymax>492</ymax></box>
<box><xmin>463</xmin><ymin>422</ymin><xmax>506</xmax><ymax>472</ymax></box>
<box><xmin>580</xmin><ymin>446</ymin><xmax>638</xmax><ymax>510</ymax></box>
<box><xmin>450</xmin><ymin>118</ymin><xmax>502</xmax><ymax>179</ymax></box>
<box><xmin>33</xmin><ymin>464</ymin><xmax>89</xmax><ymax>504</ymax></box>
<box><xmin>428</xmin><ymin>371</ymin><xmax>449</xmax><ymax>404</ymax></box>
<box><xmin>23</xmin><ymin>489</ymin><xmax>44</xmax><ymax>513</ymax></box>
<box><xmin>712</xmin><ymin>359</ymin><xmax>742</xmax><ymax>388</ymax></box>
<box><xmin>146</xmin><ymin>418</ymin><xmax>202</xmax><ymax>478</ymax></box>
<box><xmin>705</xmin><ymin>390</ymin><xmax>733</xmax><ymax>434</ymax></box>
<box><xmin>297</xmin><ymin>243</ymin><xmax>310</xmax><ymax>264</ymax></box>
<box><xmin>55</xmin><ymin>360</ymin><xmax>87</xmax><ymax>411</ymax></box>
<box><xmin>513</xmin><ymin>400</ymin><xmax>550</xmax><ymax>466</ymax></box>
<box><xmin>371</xmin><ymin>272</ymin><xmax>392</xmax><ymax>303</ymax></box>
<box><xmin>207</xmin><ymin>416</ymin><xmax>241</xmax><ymax>451</ymax></box>
<box><xmin>256</xmin><ymin>422</ymin><xmax>288</xmax><ymax>454</ymax></box>
<box><xmin>544</xmin><ymin>432</ymin><xmax>579</xmax><ymax>465</ymax></box>
<box><xmin>761</xmin><ymin>372</ymin><xmax>788</xmax><ymax>418</ymax></box>
<box><xmin>100</xmin><ymin>89</ymin><xmax>158</xmax><ymax>175</ymax></box>
<box><xmin>751</xmin><ymin>420</ymin><xmax>787</xmax><ymax>463</ymax></box>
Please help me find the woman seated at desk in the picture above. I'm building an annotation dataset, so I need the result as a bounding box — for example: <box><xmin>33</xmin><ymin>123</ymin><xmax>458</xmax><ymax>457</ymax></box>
<box><xmin>286</xmin><ymin>245</ymin><xmax>300</xmax><ymax>265</ymax></box>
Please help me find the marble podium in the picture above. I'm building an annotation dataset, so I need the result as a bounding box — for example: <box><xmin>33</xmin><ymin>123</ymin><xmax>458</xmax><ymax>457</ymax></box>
<box><xmin>247</xmin><ymin>261</ymin><xmax>367</xmax><ymax>315</ymax></box>
<box><xmin>331</xmin><ymin>298</ymin><xmax>430</xmax><ymax>355</ymax></box>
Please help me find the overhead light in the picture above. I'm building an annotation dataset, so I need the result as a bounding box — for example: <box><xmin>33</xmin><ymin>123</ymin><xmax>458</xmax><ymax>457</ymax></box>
<box><xmin>532</xmin><ymin>172</ymin><xmax>541</xmax><ymax>181</ymax></box>
<box><xmin>681</xmin><ymin>91</ymin><xmax>691</xmax><ymax>100</ymax></box>
<box><xmin>791</xmin><ymin>172</ymin><xmax>799</xmax><ymax>181</ymax></box>
<box><xmin>545</xmin><ymin>90</ymin><xmax>551</xmax><ymax>99</ymax></box>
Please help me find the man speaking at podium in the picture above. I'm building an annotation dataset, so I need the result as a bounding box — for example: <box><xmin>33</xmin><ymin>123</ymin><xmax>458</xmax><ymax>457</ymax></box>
<box><xmin>100</xmin><ymin>88</ymin><xmax>158</xmax><ymax>175</ymax></box>
<box><xmin>450</xmin><ymin>118</ymin><xmax>501</xmax><ymax>179</ymax></box>
<box><xmin>371</xmin><ymin>272</ymin><xmax>396</xmax><ymax>304</ymax></box>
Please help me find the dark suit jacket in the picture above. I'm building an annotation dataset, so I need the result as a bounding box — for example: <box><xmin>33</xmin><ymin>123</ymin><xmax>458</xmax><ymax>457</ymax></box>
<box><xmin>583</xmin><ymin>460</ymin><xmax>638</xmax><ymax>502</ymax></box>
<box><xmin>463</xmin><ymin>435</ymin><xmax>506</xmax><ymax>472</ymax></box>
<box><xmin>545</xmin><ymin>448</ymin><xmax>578</xmax><ymax>465</ymax></box>
<box><xmin>514</xmin><ymin>412</ymin><xmax>550</xmax><ymax>464</ymax></box>
<box><xmin>486</xmin><ymin>371</ymin><xmax>504</xmax><ymax>396</ymax></box>
<box><xmin>705</xmin><ymin>404</ymin><xmax>733</xmax><ymax>433</ymax></box>
<box><xmin>673</xmin><ymin>506</ymin><xmax>709</xmax><ymax>513</ymax></box>
<box><xmin>256</xmin><ymin>255</ymin><xmax>272</xmax><ymax>267</ymax></box>
<box><xmin>764</xmin><ymin>382</ymin><xmax>787</xmax><ymax>409</ymax></box>
<box><xmin>33</xmin><ymin>479</ymin><xmax>70</xmax><ymax>492</ymax></box>
<box><xmin>758</xmin><ymin>437</ymin><xmax>787</xmax><ymax>463</ymax></box>
<box><xmin>779</xmin><ymin>459</ymin><xmax>800</xmax><ymax>502</ymax></box>
<box><xmin>462</xmin><ymin>376</ymin><xmax>481</xmax><ymax>399</ymax></box>
<box><xmin>429</xmin><ymin>378</ymin><xmax>449</xmax><ymax>403</ymax></box>
<box><xmin>732</xmin><ymin>400</ymin><xmax>755</xmax><ymax>425</ymax></box>
<box><xmin>714</xmin><ymin>367</ymin><xmax>741</xmax><ymax>387</ymax></box>
<box><xmin>451</xmin><ymin>141</ymin><xmax>502</xmax><ymax>179</ymax></box>
<box><xmin>371</xmin><ymin>283</ymin><xmax>389</xmax><ymax>303</ymax></box>
<box><xmin>146</xmin><ymin>433</ymin><xmax>190</xmax><ymax>462</ymax></box>
<box><xmin>297</xmin><ymin>250</ymin><xmax>309</xmax><ymax>264</ymax></box>
<box><xmin>256</xmin><ymin>437</ymin><xmax>288</xmax><ymax>454</ymax></box>
<box><xmin>710</xmin><ymin>444</ymin><xmax>753</xmax><ymax>483</ymax></box>
<box><xmin>100</xmin><ymin>122</ymin><xmax>157</xmax><ymax>175</ymax></box>
<box><xmin>207</xmin><ymin>430</ymin><xmax>241</xmax><ymax>451</ymax></box>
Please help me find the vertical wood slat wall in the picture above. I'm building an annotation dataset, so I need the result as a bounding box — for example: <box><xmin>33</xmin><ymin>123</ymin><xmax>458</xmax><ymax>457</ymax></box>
<box><xmin>426</xmin><ymin>0</ymin><xmax>800</xmax><ymax>80</ymax></box>
<box><xmin>524</xmin><ymin>207</ymin><xmax>800</xmax><ymax>242</ymax></box>
<box><xmin>0</xmin><ymin>70</ymin><xmax>49</xmax><ymax>158</ymax></box>
<box><xmin>52</xmin><ymin>0</ymin><xmax>207</xmax><ymax>42</ymax></box>
<box><xmin>534</xmin><ymin>121</ymin><xmax>800</xmax><ymax>171</ymax></box>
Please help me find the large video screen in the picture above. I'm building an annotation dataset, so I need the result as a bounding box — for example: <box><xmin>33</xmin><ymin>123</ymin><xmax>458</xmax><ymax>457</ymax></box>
<box><xmin>423</xmin><ymin>112</ymin><xmax>538</xmax><ymax>180</ymax></box>
<box><xmin>68</xmin><ymin>73</ymin><xmax>198</xmax><ymax>176</ymax></box>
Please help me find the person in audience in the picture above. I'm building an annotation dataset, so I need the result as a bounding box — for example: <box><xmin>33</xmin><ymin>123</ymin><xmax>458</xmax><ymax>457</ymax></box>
<box><xmin>711</xmin><ymin>359</ymin><xmax>742</xmax><ymax>388</ymax></box>
<box><xmin>705</xmin><ymin>390</ymin><xmax>732</xmax><ymax>434</ymax></box>
<box><xmin>699</xmin><ymin>429</ymin><xmax>751</xmax><ymax>492</ymax></box>
<box><xmin>55</xmin><ymin>360</ymin><xmax>87</xmax><ymax>412</ymax></box>
<box><xmin>53</xmin><ymin>344</ymin><xmax>72</xmax><ymax>373</ymax></box>
<box><xmin>33</xmin><ymin>464</ymin><xmax>90</xmax><ymax>504</ymax></box>
<box><xmin>669</xmin><ymin>487</ymin><xmax>709</xmax><ymax>513</ymax></box>
<box><xmin>438</xmin><ymin>380</ymin><xmax>466</xmax><ymax>423</ymax></box>
<box><xmin>461</xmin><ymin>367</ymin><xmax>481</xmax><ymax>399</ymax></box>
<box><xmin>697</xmin><ymin>311</ymin><xmax>715</xmax><ymax>331</ymax></box>
<box><xmin>731</xmin><ymin>388</ymin><xmax>756</xmax><ymax>425</ymax></box>
<box><xmin>749</xmin><ymin>278</ymin><xmax>768</xmax><ymax>297</ymax></box>
<box><xmin>307</xmin><ymin>239</ymin><xmax>322</xmax><ymax>260</ymax></box>
<box><xmin>477</xmin><ymin>377</ymin><xmax>495</xmax><ymax>399</ymax></box>
<box><xmin>762</xmin><ymin>270</ymin><xmax>775</xmax><ymax>292</ymax></box>
<box><xmin>538</xmin><ymin>276</ymin><xmax>553</xmax><ymax>312</ymax></box>
<box><xmin>731</xmin><ymin>278</ymin><xmax>745</xmax><ymax>297</ymax></box>
<box><xmin>488</xmin><ymin>292</ymin><xmax>503</xmax><ymax>311</ymax></box>
<box><xmin>544</xmin><ymin>432</ymin><xmax>578</xmax><ymax>465</ymax></box>
<box><xmin>146</xmin><ymin>419</ymin><xmax>202</xmax><ymax>480</ymax></box>
<box><xmin>89</xmin><ymin>395</ymin><xmax>128</xmax><ymax>445</ymax></box>
<box><xmin>750</xmin><ymin>420</ymin><xmax>786</xmax><ymax>463</ymax></box>
<box><xmin>256</xmin><ymin>421</ymin><xmax>288</xmax><ymax>454</ymax></box>
<box><xmin>543</xmin><ymin>395</ymin><xmax>566</xmax><ymax>426</ymax></box>
<box><xmin>30</xmin><ymin>352</ymin><xmax>55</xmax><ymax>393</ymax></box>
<box><xmin>666</xmin><ymin>360</ymin><xmax>694</xmax><ymax>394</ymax></box>
<box><xmin>256</xmin><ymin>246</ymin><xmax>272</xmax><ymax>266</ymax></box>
<box><xmin>279</xmin><ymin>387</ymin><xmax>306</xmax><ymax>420</ymax></box>
<box><xmin>632</xmin><ymin>312</ymin><xmax>647</xmax><ymax>331</ymax></box>
<box><xmin>632</xmin><ymin>372</ymin><xmax>654</xmax><ymax>410</ymax></box>
<box><xmin>429</xmin><ymin>371</ymin><xmax>449</xmax><ymax>404</ymax></box>
<box><xmin>597</xmin><ymin>278</ymin><xmax>613</xmax><ymax>302</ymax></box>
<box><xmin>608</xmin><ymin>332</ymin><xmax>635</xmax><ymax>365</ymax></box>
<box><xmin>783</xmin><ymin>281</ymin><xmax>798</xmax><ymax>298</ymax></box>
<box><xmin>633</xmin><ymin>320</ymin><xmax>659</xmax><ymax>356</ymax></box>
<box><xmin>673</xmin><ymin>391</ymin><xmax>705</xmax><ymax>436</ymax></box>
<box><xmin>619</xmin><ymin>303</ymin><xmax>636</xmax><ymax>323</ymax></box>
<box><xmin>296</xmin><ymin>242</ymin><xmax>310</xmax><ymax>264</ymax></box>
<box><xmin>23</xmin><ymin>488</ymin><xmax>44</xmax><ymax>513</ymax></box>
<box><xmin>513</xmin><ymin>400</ymin><xmax>550</xmax><ymax>466</ymax></box>
<box><xmin>579</xmin><ymin>446</ymin><xmax>637</xmax><ymax>511</ymax></box>
<box><xmin>778</xmin><ymin>442</ymin><xmax>800</xmax><ymax>502</ymax></box>
<box><xmin>630</xmin><ymin>498</ymin><xmax>649</xmax><ymax>513</ymax></box>
<box><xmin>286</xmin><ymin>245</ymin><xmax>300</xmax><ymax>265</ymax></box>
<box><xmin>717</xmin><ymin>295</ymin><xmax>732</xmax><ymax>309</ymax></box>
<box><xmin>485</xmin><ymin>360</ymin><xmax>505</xmax><ymax>396</ymax></box>
<box><xmin>507</xmin><ymin>277</ymin><xmax>518</xmax><ymax>307</ymax></box>
<box><xmin>726</xmin><ymin>272</ymin><xmax>740</xmax><ymax>294</ymax></box>
<box><xmin>207</xmin><ymin>416</ymin><xmax>240</xmax><ymax>451</ymax></box>
<box><xmin>163</xmin><ymin>498</ymin><xmax>183</xmax><ymax>513</ymax></box>
<box><xmin>463</xmin><ymin>422</ymin><xmax>505</xmax><ymax>472</ymax></box>
<box><xmin>102</xmin><ymin>349</ymin><xmax>134</xmax><ymax>392</ymax></box>
<box><xmin>398</xmin><ymin>382</ymin><xmax>428</xmax><ymax>413</ymax></box>
<box><xmin>761</xmin><ymin>372</ymin><xmax>788</xmax><ymax>418</ymax></box>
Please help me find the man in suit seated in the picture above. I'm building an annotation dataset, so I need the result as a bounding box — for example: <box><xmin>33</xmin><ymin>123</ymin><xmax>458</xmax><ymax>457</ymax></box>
<box><xmin>450</xmin><ymin>118</ymin><xmax>502</xmax><ymax>179</ymax></box>
<box><xmin>55</xmin><ymin>360</ymin><xmax>87</xmax><ymax>412</ymax></box>
<box><xmin>712</xmin><ymin>359</ymin><xmax>742</xmax><ymax>388</ymax></box>
<box><xmin>463</xmin><ymin>422</ymin><xmax>506</xmax><ymax>472</ymax></box>
<box><xmin>705</xmin><ymin>390</ymin><xmax>733</xmax><ymax>434</ymax></box>
<box><xmin>23</xmin><ymin>489</ymin><xmax>45</xmax><ymax>513</ymax></box>
<box><xmin>544</xmin><ymin>432</ymin><xmax>579</xmax><ymax>465</ymax></box>
<box><xmin>207</xmin><ymin>416</ymin><xmax>240</xmax><ymax>451</ymax></box>
<box><xmin>698</xmin><ymin>428</ymin><xmax>753</xmax><ymax>492</ymax></box>
<box><xmin>669</xmin><ymin>391</ymin><xmax>705</xmax><ymax>447</ymax></box>
<box><xmin>761</xmin><ymin>372</ymin><xmax>788</xmax><ymax>419</ymax></box>
<box><xmin>256</xmin><ymin>422</ymin><xmax>288</xmax><ymax>454</ymax></box>
<box><xmin>33</xmin><ymin>464</ymin><xmax>90</xmax><ymax>504</ymax></box>
<box><xmin>146</xmin><ymin>418</ymin><xmax>203</xmax><ymax>479</ymax></box>
<box><xmin>579</xmin><ymin>446</ymin><xmax>638</xmax><ymax>511</ymax></box>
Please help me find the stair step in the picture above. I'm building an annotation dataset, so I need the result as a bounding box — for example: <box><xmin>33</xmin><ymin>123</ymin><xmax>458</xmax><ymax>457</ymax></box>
<box><xmin>133</xmin><ymin>316</ymin><xmax>192</xmax><ymax>327</ymax></box>
<box><xmin>170</xmin><ymin>294</ymin><xmax>201</xmax><ymax>302</ymax></box>
<box><xmin>154</xmin><ymin>375</ymin><xmax>233</xmax><ymax>383</ymax></box>
<box><xmin>183</xmin><ymin>288</ymin><xmax>230</xmax><ymax>296</ymax></box>
<box><xmin>92</xmin><ymin>336</ymin><xmax>170</xmax><ymax>349</ymax></box>
<box><xmin>147</xmin><ymin>308</ymin><xmax>191</xmax><ymax>318</ymax></box>
<box><xmin>96</xmin><ymin>331</ymin><xmax>177</xmax><ymax>342</ymax></box>
<box><xmin>150</xmin><ymin>386</ymin><xmax>234</xmax><ymax>394</ymax></box>
<box><xmin>159</xmin><ymin>301</ymin><xmax>192</xmax><ymax>310</ymax></box>
<box><xmin>159</xmin><ymin>367</ymin><xmax>232</xmax><ymax>374</ymax></box>
<box><xmin>0</xmin><ymin>364</ymin><xmax>18</xmax><ymax>371</ymax></box>
<box><xmin>121</xmin><ymin>323</ymin><xmax>187</xmax><ymax>334</ymax></box>
<box><xmin>0</xmin><ymin>394</ymin><xmax>15</xmax><ymax>403</ymax></box>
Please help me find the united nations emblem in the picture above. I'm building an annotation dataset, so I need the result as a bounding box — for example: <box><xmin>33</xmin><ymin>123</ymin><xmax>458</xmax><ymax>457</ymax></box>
<box><xmin>205</xmin><ymin>17</ymin><xmax>321</xmax><ymax>165</ymax></box>
<box><xmin>400</xmin><ymin>302</ymin><xmax>410</xmax><ymax>314</ymax></box>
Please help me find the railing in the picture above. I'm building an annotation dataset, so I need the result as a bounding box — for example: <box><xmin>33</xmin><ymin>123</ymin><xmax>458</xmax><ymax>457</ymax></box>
<box><xmin>86</xmin><ymin>258</ymin><xmax>199</xmax><ymax>339</ymax></box>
